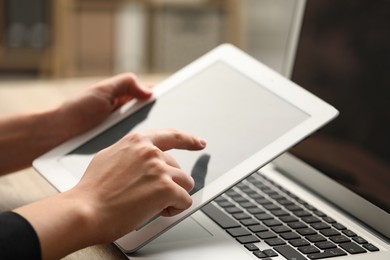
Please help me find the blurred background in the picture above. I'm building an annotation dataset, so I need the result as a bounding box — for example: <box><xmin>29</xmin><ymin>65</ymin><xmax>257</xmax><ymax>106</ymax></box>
<box><xmin>0</xmin><ymin>0</ymin><xmax>389</xmax><ymax>212</ymax></box>
<box><xmin>0</xmin><ymin>0</ymin><xmax>300</xmax><ymax>79</ymax></box>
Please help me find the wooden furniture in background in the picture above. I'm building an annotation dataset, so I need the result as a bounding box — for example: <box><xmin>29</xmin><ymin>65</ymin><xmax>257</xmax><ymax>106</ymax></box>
<box><xmin>0</xmin><ymin>0</ymin><xmax>244</xmax><ymax>77</ymax></box>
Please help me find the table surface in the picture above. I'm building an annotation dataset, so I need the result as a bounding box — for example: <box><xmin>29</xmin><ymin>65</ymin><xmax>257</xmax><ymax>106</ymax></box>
<box><xmin>0</xmin><ymin>75</ymin><xmax>165</xmax><ymax>260</ymax></box>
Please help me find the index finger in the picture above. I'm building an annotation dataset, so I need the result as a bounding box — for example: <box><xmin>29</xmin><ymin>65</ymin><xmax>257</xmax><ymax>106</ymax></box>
<box><xmin>147</xmin><ymin>129</ymin><xmax>207</xmax><ymax>152</ymax></box>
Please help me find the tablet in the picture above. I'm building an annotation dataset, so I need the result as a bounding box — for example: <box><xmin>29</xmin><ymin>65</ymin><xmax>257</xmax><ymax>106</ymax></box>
<box><xmin>33</xmin><ymin>44</ymin><xmax>338</xmax><ymax>253</ymax></box>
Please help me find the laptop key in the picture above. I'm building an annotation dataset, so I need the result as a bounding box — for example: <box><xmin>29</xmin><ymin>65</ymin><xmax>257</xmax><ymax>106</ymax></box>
<box><xmin>294</xmin><ymin>210</ymin><xmax>312</xmax><ymax>217</ymax></box>
<box><xmin>225</xmin><ymin>189</ymin><xmax>240</xmax><ymax>197</ymax></box>
<box><xmin>249</xmin><ymin>224</ymin><xmax>268</xmax><ymax>233</ymax></box>
<box><xmin>332</xmin><ymin>223</ymin><xmax>346</xmax><ymax>230</ymax></box>
<box><xmin>271</xmin><ymin>225</ymin><xmax>291</xmax><ymax>233</ymax></box>
<box><xmin>311</xmin><ymin>222</ymin><xmax>330</xmax><ymax>230</ymax></box>
<box><xmin>307</xmin><ymin>248</ymin><xmax>347</xmax><ymax>259</ymax></box>
<box><xmin>289</xmin><ymin>238</ymin><xmax>310</xmax><ymax>247</ymax></box>
<box><xmin>262</xmin><ymin>188</ymin><xmax>277</xmax><ymax>195</ymax></box>
<box><xmin>298</xmin><ymin>245</ymin><xmax>320</xmax><ymax>254</ymax></box>
<box><xmin>363</xmin><ymin>243</ymin><xmax>379</xmax><ymax>252</ymax></box>
<box><xmin>225</xmin><ymin>206</ymin><xmax>243</xmax><ymax>214</ymax></box>
<box><xmin>248</xmin><ymin>194</ymin><xmax>265</xmax><ymax>200</ymax></box>
<box><xmin>214</xmin><ymin>196</ymin><xmax>226</xmax><ymax>203</ymax></box>
<box><xmin>201</xmin><ymin>203</ymin><xmax>240</xmax><ymax>229</ymax></box>
<box><xmin>255</xmin><ymin>213</ymin><xmax>273</xmax><ymax>221</ymax></box>
<box><xmin>278</xmin><ymin>199</ymin><xmax>294</xmax><ymax>205</ymax></box>
<box><xmin>285</xmin><ymin>204</ymin><xmax>303</xmax><ymax>211</ymax></box>
<box><xmin>295</xmin><ymin>198</ymin><xmax>307</xmax><ymax>205</ymax></box>
<box><xmin>271</xmin><ymin>209</ymin><xmax>289</xmax><ymax>217</ymax></box>
<box><xmin>342</xmin><ymin>229</ymin><xmax>357</xmax><ymax>237</ymax></box>
<box><xmin>313</xmin><ymin>210</ymin><xmax>326</xmax><ymax>217</ymax></box>
<box><xmin>288</xmin><ymin>221</ymin><xmax>307</xmax><ymax>229</ymax></box>
<box><xmin>280</xmin><ymin>232</ymin><xmax>300</xmax><ymax>240</ymax></box>
<box><xmin>329</xmin><ymin>235</ymin><xmax>351</xmax><ymax>244</ymax></box>
<box><xmin>232</xmin><ymin>212</ymin><xmax>251</xmax><ymax>220</ymax></box>
<box><xmin>255</xmin><ymin>198</ymin><xmax>273</xmax><ymax>205</ymax></box>
<box><xmin>274</xmin><ymin>245</ymin><xmax>306</xmax><ymax>260</ymax></box>
<box><xmin>256</xmin><ymin>230</ymin><xmax>277</xmax><ymax>239</ymax></box>
<box><xmin>302</xmin><ymin>216</ymin><xmax>321</xmax><ymax>223</ymax></box>
<box><xmin>263</xmin><ymin>249</ymin><xmax>278</xmax><ymax>257</ymax></box>
<box><xmin>315</xmin><ymin>241</ymin><xmax>337</xmax><ymax>250</ymax></box>
<box><xmin>226</xmin><ymin>227</ymin><xmax>251</xmax><ymax>237</ymax></box>
<box><xmin>240</xmin><ymin>218</ymin><xmax>259</xmax><ymax>226</ymax></box>
<box><xmin>242</xmin><ymin>187</ymin><xmax>257</xmax><ymax>195</ymax></box>
<box><xmin>232</xmin><ymin>196</ymin><xmax>248</xmax><ymax>203</ymax></box>
<box><xmin>265</xmin><ymin>237</ymin><xmax>286</xmax><ymax>246</ymax></box>
<box><xmin>218</xmin><ymin>201</ymin><xmax>235</xmax><ymax>208</ymax></box>
<box><xmin>263</xmin><ymin>219</ymin><xmax>283</xmax><ymax>227</ymax></box>
<box><xmin>320</xmin><ymin>228</ymin><xmax>340</xmax><ymax>237</ymax></box>
<box><xmin>279</xmin><ymin>215</ymin><xmax>299</xmax><ymax>223</ymax></box>
<box><xmin>244</xmin><ymin>243</ymin><xmax>259</xmax><ymax>251</ymax></box>
<box><xmin>253</xmin><ymin>250</ymin><xmax>267</xmax><ymax>258</ymax></box>
<box><xmin>306</xmin><ymin>234</ymin><xmax>326</xmax><ymax>242</ymax></box>
<box><xmin>239</xmin><ymin>201</ymin><xmax>256</xmax><ymax>208</ymax></box>
<box><xmin>269</xmin><ymin>193</ymin><xmax>285</xmax><ymax>200</ymax></box>
<box><xmin>339</xmin><ymin>242</ymin><xmax>366</xmax><ymax>254</ymax></box>
<box><xmin>322</xmin><ymin>216</ymin><xmax>336</xmax><ymax>223</ymax></box>
<box><xmin>247</xmin><ymin>207</ymin><xmax>266</xmax><ymax>215</ymax></box>
<box><xmin>236</xmin><ymin>235</ymin><xmax>260</xmax><ymax>244</ymax></box>
<box><xmin>297</xmin><ymin>227</ymin><xmax>316</xmax><ymax>236</ymax></box>
<box><xmin>263</xmin><ymin>203</ymin><xmax>281</xmax><ymax>211</ymax></box>
<box><xmin>352</xmin><ymin>236</ymin><xmax>368</xmax><ymax>244</ymax></box>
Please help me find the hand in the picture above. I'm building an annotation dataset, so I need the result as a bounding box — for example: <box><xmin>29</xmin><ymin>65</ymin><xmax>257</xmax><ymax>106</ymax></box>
<box><xmin>71</xmin><ymin>129</ymin><xmax>207</xmax><ymax>243</ymax></box>
<box><xmin>0</xmin><ymin>73</ymin><xmax>152</xmax><ymax>175</ymax></box>
<box><xmin>59</xmin><ymin>73</ymin><xmax>152</xmax><ymax>139</ymax></box>
<box><xmin>14</xmin><ymin>129</ymin><xmax>206</xmax><ymax>259</ymax></box>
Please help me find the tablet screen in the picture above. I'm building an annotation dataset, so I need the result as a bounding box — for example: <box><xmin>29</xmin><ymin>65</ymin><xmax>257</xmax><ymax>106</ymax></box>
<box><xmin>59</xmin><ymin>61</ymin><xmax>309</xmax><ymax>194</ymax></box>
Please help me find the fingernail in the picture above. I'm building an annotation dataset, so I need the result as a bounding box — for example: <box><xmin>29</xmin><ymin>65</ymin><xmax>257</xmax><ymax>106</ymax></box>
<box><xmin>198</xmin><ymin>138</ymin><xmax>207</xmax><ymax>147</ymax></box>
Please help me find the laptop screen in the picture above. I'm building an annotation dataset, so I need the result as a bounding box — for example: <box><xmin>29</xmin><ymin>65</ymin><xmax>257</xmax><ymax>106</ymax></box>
<box><xmin>289</xmin><ymin>0</ymin><xmax>390</xmax><ymax>213</ymax></box>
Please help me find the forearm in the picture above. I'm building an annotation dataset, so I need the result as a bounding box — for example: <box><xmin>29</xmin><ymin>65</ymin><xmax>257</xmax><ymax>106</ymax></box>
<box><xmin>0</xmin><ymin>107</ymin><xmax>71</xmax><ymax>175</ymax></box>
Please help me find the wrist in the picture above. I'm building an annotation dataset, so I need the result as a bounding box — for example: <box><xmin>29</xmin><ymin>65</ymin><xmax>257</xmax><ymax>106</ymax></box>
<box><xmin>61</xmin><ymin>188</ymin><xmax>106</xmax><ymax>245</ymax></box>
<box><xmin>51</xmin><ymin>104</ymin><xmax>79</xmax><ymax>141</ymax></box>
<box><xmin>14</xmin><ymin>191</ymin><xmax>100</xmax><ymax>259</ymax></box>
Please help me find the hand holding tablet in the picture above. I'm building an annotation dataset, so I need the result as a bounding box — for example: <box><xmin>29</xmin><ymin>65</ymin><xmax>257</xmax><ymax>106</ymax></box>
<box><xmin>33</xmin><ymin>44</ymin><xmax>338</xmax><ymax>253</ymax></box>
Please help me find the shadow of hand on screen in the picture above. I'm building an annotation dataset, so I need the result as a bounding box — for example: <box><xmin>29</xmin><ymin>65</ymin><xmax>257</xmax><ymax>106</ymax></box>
<box><xmin>189</xmin><ymin>154</ymin><xmax>210</xmax><ymax>196</ymax></box>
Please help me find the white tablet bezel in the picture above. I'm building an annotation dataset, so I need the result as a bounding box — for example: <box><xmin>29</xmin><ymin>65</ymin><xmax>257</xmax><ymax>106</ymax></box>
<box><xmin>33</xmin><ymin>44</ymin><xmax>338</xmax><ymax>253</ymax></box>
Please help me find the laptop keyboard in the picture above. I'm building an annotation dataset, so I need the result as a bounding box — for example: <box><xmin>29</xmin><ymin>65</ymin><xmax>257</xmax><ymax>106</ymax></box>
<box><xmin>201</xmin><ymin>171</ymin><xmax>380</xmax><ymax>259</ymax></box>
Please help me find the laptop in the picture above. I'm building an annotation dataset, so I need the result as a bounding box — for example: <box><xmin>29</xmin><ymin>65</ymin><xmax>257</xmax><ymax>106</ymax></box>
<box><xmin>128</xmin><ymin>0</ymin><xmax>389</xmax><ymax>259</ymax></box>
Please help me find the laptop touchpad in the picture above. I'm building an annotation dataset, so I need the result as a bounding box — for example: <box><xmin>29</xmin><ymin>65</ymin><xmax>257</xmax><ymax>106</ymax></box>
<box><xmin>129</xmin><ymin>211</ymin><xmax>248</xmax><ymax>259</ymax></box>
<box><xmin>146</xmin><ymin>216</ymin><xmax>213</xmax><ymax>246</ymax></box>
